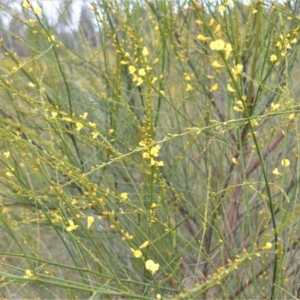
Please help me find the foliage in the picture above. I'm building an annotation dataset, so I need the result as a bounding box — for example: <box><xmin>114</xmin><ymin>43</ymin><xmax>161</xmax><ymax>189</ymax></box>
<box><xmin>1</xmin><ymin>0</ymin><xmax>300</xmax><ymax>299</ymax></box>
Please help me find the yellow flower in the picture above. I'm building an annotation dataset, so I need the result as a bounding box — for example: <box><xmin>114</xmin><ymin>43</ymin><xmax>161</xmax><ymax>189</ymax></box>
<box><xmin>210</xmin><ymin>83</ymin><xmax>218</xmax><ymax>91</ymax></box>
<box><xmin>76</xmin><ymin>122</ymin><xmax>83</xmax><ymax>131</ymax></box>
<box><xmin>186</xmin><ymin>84</ymin><xmax>193</xmax><ymax>91</ymax></box>
<box><xmin>142</xmin><ymin>47</ymin><xmax>149</xmax><ymax>57</ymax></box>
<box><xmin>224</xmin><ymin>43</ymin><xmax>233</xmax><ymax>59</ymax></box>
<box><xmin>120</xmin><ymin>192</ymin><xmax>128</xmax><ymax>200</ymax></box>
<box><xmin>24</xmin><ymin>269</ymin><xmax>34</xmax><ymax>278</ymax></box>
<box><xmin>231</xmin><ymin>157</ymin><xmax>238</xmax><ymax>165</ymax></box>
<box><xmin>139</xmin><ymin>241</ymin><xmax>149</xmax><ymax>249</ymax></box>
<box><xmin>227</xmin><ymin>84</ymin><xmax>236</xmax><ymax>92</ymax></box>
<box><xmin>271</xmin><ymin>103</ymin><xmax>280</xmax><ymax>111</ymax></box>
<box><xmin>138</xmin><ymin>68</ymin><xmax>146</xmax><ymax>76</ymax></box>
<box><xmin>270</xmin><ymin>54</ymin><xmax>277</xmax><ymax>62</ymax></box>
<box><xmin>22</xmin><ymin>1</ymin><xmax>30</xmax><ymax>8</ymax></box>
<box><xmin>80</xmin><ymin>112</ymin><xmax>88</xmax><ymax>119</ymax></box>
<box><xmin>219</xmin><ymin>5</ymin><xmax>226</xmax><ymax>12</ymax></box>
<box><xmin>281</xmin><ymin>159</ymin><xmax>290</xmax><ymax>167</ymax></box>
<box><xmin>209</xmin><ymin>18</ymin><xmax>215</xmax><ymax>27</ymax></box>
<box><xmin>150</xmin><ymin>145</ymin><xmax>161</xmax><ymax>157</ymax></box>
<box><xmin>48</xmin><ymin>35</ymin><xmax>55</xmax><ymax>42</ymax></box>
<box><xmin>145</xmin><ymin>259</ymin><xmax>159</xmax><ymax>274</ymax></box>
<box><xmin>129</xmin><ymin>65</ymin><xmax>136</xmax><ymax>74</ymax></box>
<box><xmin>87</xmin><ymin>216</ymin><xmax>94</xmax><ymax>229</ymax></box>
<box><xmin>212</xmin><ymin>61</ymin><xmax>224</xmax><ymax>68</ymax></box>
<box><xmin>136</xmin><ymin>77</ymin><xmax>144</xmax><ymax>86</ymax></box>
<box><xmin>231</xmin><ymin>64</ymin><xmax>243</xmax><ymax>79</ymax></box>
<box><xmin>66</xmin><ymin>220</ymin><xmax>79</xmax><ymax>232</ymax></box>
<box><xmin>143</xmin><ymin>152</ymin><xmax>150</xmax><ymax>158</ymax></box>
<box><xmin>33</xmin><ymin>6</ymin><xmax>42</xmax><ymax>15</ymax></box>
<box><xmin>272</xmin><ymin>168</ymin><xmax>281</xmax><ymax>176</ymax></box>
<box><xmin>3</xmin><ymin>151</ymin><xmax>10</xmax><ymax>159</ymax></box>
<box><xmin>184</xmin><ymin>73</ymin><xmax>191</xmax><ymax>81</ymax></box>
<box><xmin>197</xmin><ymin>34</ymin><xmax>211</xmax><ymax>42</ymax></box>
<box><xmin>28</xmin><ymin>82</ymin><xmax>35</xmax><ymax>87</ymax></box>
<box><xmin>214</xmin><ymin>24</ymin><xmax>221</xmax><ymax>34</ymax></box>
<box><xmin>233</xmin><ymin>106</ymin><xmax>243</xmax><ymax>112</ymax></box>
<box><xmin>210</xmin><ymin>39</ymin><xmax>225</xmax><ymax>51</ymax></box>
<box><xmin>131</xmin><ymin>248</ymin><xmax>143</xmax><ymax>258</ymax></box>
<box><xmin>262</xmin><ymin>242</ymin><xmax>272</xmax><ymax>250</ymax></box>
<box><xmin>91</xmin><ymin>131</ymin><xmax>99</xmax><ymax>139</ymax></box>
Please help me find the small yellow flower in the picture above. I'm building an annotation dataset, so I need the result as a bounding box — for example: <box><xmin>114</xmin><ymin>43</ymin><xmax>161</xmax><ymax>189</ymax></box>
<box><xmin>210</xmin><ymin>83</ymin><xmax>218</xmax><ymax>91</ymax></box>
<box><xmin>131</xmin><ymin>248</ymin><xmax>143</xmax><ymax>258</ymax></box>
<box><xmin>186</xmin><ymin>84</ymin><xmax>193</xmax><ymax>91</ymax></box>
<box><xmin>214</xmin><ymin>24</ymin><xmax>221</xmax><ymax>34</ymax></box>
<box><xmin>227</xmin><ymin>84</ymin><xmax>236</xmax><ymax>93</ymax></box>
<box><xmin>48</xmin><ymin>35</ymin><xmax>55</xmax><ymax>42</ymax></box>
<box><xmin>24</xmin><ymin>269</ymin><xmax>34</xmax><ymax>278</ymax></box>
<box><xmin>66</xmin><ymin>220</ymin><xmax>79</xmax><ymax>232</ymax></box>
<box><xmin>138</xmin><ymin>68</ymin><xmax>146</xmax><ymax>76</ymax></box>
<box><xmin>150</xmin><ymin>203</ymin><xmax>157</xmax><ymax>209</ymax></box>
<box><xmin>28</xmin><ymin>82</ymin><xmax>35</xmax><ymax>87</ymax></box>
<box><xmin>80</xmin><ymin>112</ymin><xmax>88</xmax><ymax>119</ymax></box>
<box><xmin>210</xmin><ymin>39</ymin><xmax>225</xmax><ymax>51</ymax></box>
<box><xmin>219</xmin><ymin>5</ymin><xmax>226</xmax><ymax>13</ymax></box>
<box><xmin>281</xmin><ymin>159</ymin><xmax>290</xmax><ymax>167</ymax></box>
<box><xmin>197</xmin><ymin>34</ymin><xmax>211</xmax><ymax>42</ymax></box>
<box><xmin>91</xmin><ymin>131</ymin><xmax>99</xmax><ymax>139</ymax></box>
<box><xmin>136</xmin><ymin>77</ymin><xmax>143</xmax><ymax>86</ymax></box>
<box><xmin>272</xmin><ymin>168</ymin><xmax>281</xmax><ymax>176</ymax></box>
<box><xmin>66</xmin><ymin>220</ymin><xmax>79</xmax><ymax>231</ymax></box>
<box><xmin>270</xmin><ymin>54</ymin><xmax>277</xmax><ymax>62</ymax></box>
<box><xmin>33</xmin><ymin>6</ymin><xmax>42</xmax><ymax>15</ymax></box>
<box><xmin>231</xmin><ymin>64</ymin><xmax>243</xmax><ymax>79</ymax></box>
<box><xmin>145</xmin><ymin>259</ymin><xmax>159</xmax><ymax>274</ymax></box>
<box><xmin>76</xmin><ymin>122</ymin><xmax>83</xmax><ymax>131</ymax></box>
<box><xmin>4</xmin><ymin>151</ymin><xmax>10</xmax><ymax>159</ymax></box>
<box><xmin>129</xmin><ymin>65</ymin><xmax>136</xmax><ymax>74</ymax></box>
<box><xmin>142</xmin><ymin>47</ymin><xmax>149</xmax><ymax>57</ymax></box>
<box><xmin>22</xmin><ymin>1</ymin><xmax>31</xmax><ymax>8</ymax></box>
<box><xmin>233</xmin><ymin>106</ymin><xmax>243</xmax><ymax>112</ymax></box>
<box><xmin>184</xmin><ymin>74</ymin><xmax>191</xmax><ymax>81</ymax></box>
<box><xmin>143</xmin><ymin>152</ymin><xmax>150</xmax><ymax>158</ymax></box>
<box><xmin>288</xmin><ymin>113</ymin><xmax>295</xmax><ymax>120</ymax></box>
<box><xmin>271</xmin><ymin>103</ymin><xmax>280</xmax><ymax>111</ymax></box>
<box><xmin>87</xmin><ymin>216</ymin><xmax>94</xmax><ymax>229</ymax></box>
<box><xmin>212</xmin><ymin>60</ymin><xmax>224</xmax><ymax>68</ymax></box>
<box><xmin>139</xmin><ymin>241</ymin><xmax>149</xmax><ymax>249</ymax></box>
<box><xmin>150</xmin><ymin>145</ymin><xmax>161</xmax><ymax>157</ymax></box>
<box><xmin>120</xmin><ymin>192</ymin><xmax>128</xmax><ymax>200</ymax></box>
<box><xmin>262</xmin><ymin>242</ymin><xmax>272</xmax><ymax>250</ymax></box>
<box><xmin>231</xmin><ymin>157</ymin><xmax>238</xmax><ymax>164</ymax></box>
<box><xmin>224</xmin><ymin>43</ymin><xmax>233</xmax><ymax>59</ymax></box>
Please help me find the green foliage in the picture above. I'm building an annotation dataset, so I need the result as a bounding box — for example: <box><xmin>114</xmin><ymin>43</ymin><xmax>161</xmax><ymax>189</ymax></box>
<box><xmin>1</xmin><ymin>0</ymin><xmax>300</xmax><ymax>299</ymax></box>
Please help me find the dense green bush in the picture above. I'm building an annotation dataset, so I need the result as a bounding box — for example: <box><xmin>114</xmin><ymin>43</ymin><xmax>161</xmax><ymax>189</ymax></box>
<box><xmin>1</xmin><ymin>0</ymin><xmax>300</xmax><ymax>299</ymax></box>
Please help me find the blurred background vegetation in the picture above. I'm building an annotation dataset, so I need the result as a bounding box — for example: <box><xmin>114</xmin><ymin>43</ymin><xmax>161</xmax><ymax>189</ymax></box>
<box><xmin>1</xmin><ymin>0</ymin><xmax>300</xmax><ymax>299</ymax></box>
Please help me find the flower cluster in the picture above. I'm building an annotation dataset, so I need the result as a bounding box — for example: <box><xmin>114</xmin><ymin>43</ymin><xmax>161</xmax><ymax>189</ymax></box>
<box><xmin>140</xmin><ymin>141</ymin><xmax>164</xmax><ymax>167</ymax></box>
